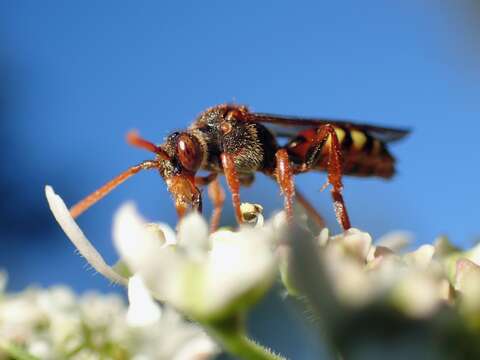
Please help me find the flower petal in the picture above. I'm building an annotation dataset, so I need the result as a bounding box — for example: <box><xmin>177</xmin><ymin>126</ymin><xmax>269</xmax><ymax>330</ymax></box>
<box><xmin>45</xmin><ymin>185</ymin><xmax>127</xmax><ymax>285</ymax></box>
<box><xmin>404</xmin><ymin>244</ymin><xmax>435</xmax><ymax>269</ymax></box>
<box><xmin>205</xmin><ymin>228</ymin><xmax>276</xmax><ymax>315</ymax></box>
<box><xmin>177</xmin><ymin>212</ymin><xmax>210</xmax><ymax>259</ymax></box>
<box><xmin>455</xmin><ymin>258</ymin><xmax>480</xmax><ymax>292</ymax></box>
<box><xmin>333</xmin><ymin>228</ymin><xmax>372</xmax><ymax>261</ymax></box>
<box><xmin>113</xmin><ymin>203</ymin><xmax>165</xmax><ymax>273</ymax></box>
<box><xmin>392</xmin><ymin>271</ymin><xmax>441</xmax><ymax>318</ymax></box>
<box><xmin>376</xmin><ymin>231</ymin><xmax>413</xmax><ymax>253</ymax></box>
<box><xmin>127</xmin><ymin>274</ymin><xmax>162</xmax><ymax>327</ymax></box>
<box><xmin>113</xmin><ymin>204</ymin><xmax>192</xmax><ymax>311</ymax></box>
<box><xmin>173</xmin><ymin>336</ymin><xmax>220</xmax><ymax>360</ymax></box>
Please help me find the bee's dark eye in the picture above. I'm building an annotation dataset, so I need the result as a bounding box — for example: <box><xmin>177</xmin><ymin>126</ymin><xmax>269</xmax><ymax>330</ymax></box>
<box><xmin>177</xmin><ymin>133</ymin><xmax>202</xmax><ymax>172</ymax></box>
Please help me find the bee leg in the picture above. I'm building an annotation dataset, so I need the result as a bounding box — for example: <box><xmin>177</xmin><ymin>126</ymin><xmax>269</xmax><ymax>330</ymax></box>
<box><xmin>239</xmin><ymin>173</ymin><xmax>255</xmax><ymax>187</ymax></box>
<box><xmin>302</xmin><ymin>124</ymin><xmax>351</xmax><ymax>231</ymax></box>
<box><xmin>194</xmin><ymin>173</ymin><xmax>225</xmax><ymax>232</ymax></box>
<box><xmin>275</xmin><ymin>149</ymin><xmax>295</xmax><ymax>222</ymax></box>
<box><xmin>220</xmin><ymin>153</ymin><xmax>243</xmax><ymax>224</ymax></box>
<box><xmin>69</xmin><ymin>160</ymin><xmax>160</xmax><ymax>219</ymax></box>
<box><xmin>194</xmin><ymin>173</ymin><xmax>218</xmax><ymax>186</ymax></box>
<box><xmin>295</xmin><ymin>188</ymin><xmax>326</xmax><ymax>229</ymax></box>
<box><xmin>207</xmin><ymin>177</ymin><xmax>226</xmax><ymax>232</ymax></box>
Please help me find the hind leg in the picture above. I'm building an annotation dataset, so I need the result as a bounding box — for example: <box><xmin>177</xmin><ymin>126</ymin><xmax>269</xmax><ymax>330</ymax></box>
<box><xmin>295</xmin><ymin>124</ymin><xmax>351</xmax><ymax>230</ymax></box>
<box><xmin>295</xmin><ymin>188</ymin><xmax>326</xmax><ymax>229</ymax></box>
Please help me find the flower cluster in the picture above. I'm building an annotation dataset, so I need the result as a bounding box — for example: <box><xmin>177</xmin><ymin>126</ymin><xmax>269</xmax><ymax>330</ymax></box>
<box><xmin>306</xmin><ymin>227</ymin><xmax>480</xmax><ymax>320</ymax></box>
<box><xmin>44</xmin><ymin>184</ymin><xmax>480</xmax><ymax>359</ymax></box>
<box><xmin>113</xmin><ymin>203</ymin><xmax>277</xmax><ymax>321</ymax></box>
<box><xmin>45</xmin><ymin>185</ymin><xmax>281</xmax><ymax>359</ymax></box>
<box><xmin>282</xmin><ymin>225</ymin><xmax>480</xmax><ymax>358</ymax></box>
<box><xmin>0</xmin><ymin>272</ymin><xmax>218</xmax><ymax>360</ymax></box>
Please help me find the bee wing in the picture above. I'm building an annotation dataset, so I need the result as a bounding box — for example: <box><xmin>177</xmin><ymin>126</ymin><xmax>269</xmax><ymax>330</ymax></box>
<box><xmin>246</xmin><ymin>113</ymin><xmax>411</xmax><ymax>143</ymax></box>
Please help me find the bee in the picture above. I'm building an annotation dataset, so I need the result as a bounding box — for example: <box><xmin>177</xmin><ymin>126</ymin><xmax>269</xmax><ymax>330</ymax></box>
<box><xmin>69</xmin><ymin>104</ymin><xmax>409</xmax><ymax>231</ymax></box>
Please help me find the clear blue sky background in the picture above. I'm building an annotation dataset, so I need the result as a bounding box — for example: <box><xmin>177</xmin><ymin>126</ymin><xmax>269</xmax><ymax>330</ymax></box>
<box><xmin>0</xmin><ymin>1</ymin><xmax>479</xmax><ymax>358</ymax></box>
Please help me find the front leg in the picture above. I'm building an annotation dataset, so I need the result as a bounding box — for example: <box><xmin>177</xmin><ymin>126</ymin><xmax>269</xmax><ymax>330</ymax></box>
<box><xmin>217</xmin><ymin>111</ymin><xmax>268</xmax><ymax>225</ymax></box>
<box><xmin>275</xmin><ymin>149</ymin><xmax>295</xmax><ymax>222</ymax></box>
<box><xmin>220</xmin><ymin>153</ymin><xmax>243</xmax><ymax>224</ymax></box>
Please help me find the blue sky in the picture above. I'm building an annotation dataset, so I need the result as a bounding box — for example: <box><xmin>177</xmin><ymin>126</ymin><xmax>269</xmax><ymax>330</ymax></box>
<box><xmin>0</xmin><ymin>0</ymin><xmax>479</xmax><ymax>304</ymax></box>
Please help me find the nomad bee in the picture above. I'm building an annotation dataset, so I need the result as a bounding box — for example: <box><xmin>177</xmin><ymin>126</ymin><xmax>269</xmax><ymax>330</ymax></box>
<box><xmin>69</xmin><ymin>104</ymin><xmax>409</xmax><ymax>231</ymax></box>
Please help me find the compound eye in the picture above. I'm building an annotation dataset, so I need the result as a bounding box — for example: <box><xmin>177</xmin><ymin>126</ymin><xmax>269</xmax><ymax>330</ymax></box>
<box><xmin>177</xmin><ymin>133</ymin><xmax>202</xmax><ymax>172</ymax></box>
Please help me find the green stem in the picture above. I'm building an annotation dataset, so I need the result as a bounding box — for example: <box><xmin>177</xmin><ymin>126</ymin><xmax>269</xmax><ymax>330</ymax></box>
<box><xmin>0</xmin><ymin>341</ymin><xmax>40</xmax><ymax>360</ymax></box>
<box><xmin>204</xmin><ymin>316</ymin><xmax>287</xmax><ymax>360</ymax></box>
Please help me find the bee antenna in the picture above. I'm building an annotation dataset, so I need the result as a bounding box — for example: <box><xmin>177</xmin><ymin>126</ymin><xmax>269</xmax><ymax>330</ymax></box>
<box><xmin>69</xmin><ymin>160</ymin><xmax>160</xmax><ymax>218</ymax></box>
<box><xmin>126</xmin><ymin>130</ymin><xmax>171</xmax><ymax>160</ymax></box>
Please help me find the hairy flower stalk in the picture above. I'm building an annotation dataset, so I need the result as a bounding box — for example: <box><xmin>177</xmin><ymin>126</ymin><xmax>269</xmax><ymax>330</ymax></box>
<box><xmin>45</xmin><ymin>186</ymin><xmax>128</xmax><ymax>286</ymax></box>
<box><xmin>45</xmin><ymin>185</ymin><xmax>480</xmax><ymax>359</ymax></box>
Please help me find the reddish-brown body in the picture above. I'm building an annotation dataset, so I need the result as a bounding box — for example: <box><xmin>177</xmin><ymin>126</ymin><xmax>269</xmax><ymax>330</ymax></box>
<box><xmin>68</xmin><ymin>104</ymin><xmax>409</xmax><ymax>231</ymax></box>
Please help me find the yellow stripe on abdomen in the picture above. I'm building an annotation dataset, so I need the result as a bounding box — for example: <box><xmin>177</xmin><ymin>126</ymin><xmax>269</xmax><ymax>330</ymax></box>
<box><xmin>324</xmin><ymin>127</ymin><xmax>346</xmax><ymax>148</ymax></box>
<box><xmin>351</xmin><ymin>130</ymin><xmax>367</xmax><ymax>150</ymax></box>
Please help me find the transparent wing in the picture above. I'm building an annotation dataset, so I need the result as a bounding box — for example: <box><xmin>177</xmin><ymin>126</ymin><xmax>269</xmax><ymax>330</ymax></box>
<box><xmin>247</xmin><ymin>113</ymin><xmax>410</xmax><ymax>143</ymax></box>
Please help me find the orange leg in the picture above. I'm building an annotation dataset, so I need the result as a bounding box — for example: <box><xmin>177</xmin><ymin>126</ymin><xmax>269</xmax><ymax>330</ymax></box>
<box><xmin>220</xmin><ymin>153</ymin><xmax>243</xmax><ymax>224</ymax></box>
<box><xmin>301</xmin><ymin>124</ymin><xmax>351</xmax><ymax>230</ymax></box>
<box><xmin>194</xmin><ymin>173</ymin><xmax>225</xmax><ymax>232</ymax></box>
<box><xmin>295</xmin><ymin>124</ymin><xmax>352</xmax><ymax>230</ymax></box>
<box><xmin>69</xmin><ymin>160</ymin><xmax>160</xmax><ymax>219</ymax></box>
<box><xmin>194</xmin><ymin>173</ymin><xmax>218</xmax><ymax>186</ymax></box>
<box><xmin>207</xmin><ymin>177</ymin><xmax>226</xmax><ymax>232</ymax></box>
<box><xmin>295</xmin><ymin>188</ymin><xmax>326</xmax><ymax>229</ymax></box>
<box><xmin>275</xmin><ymin>149</ymin><xmax>295</xmax><ymax>222</ymax></box>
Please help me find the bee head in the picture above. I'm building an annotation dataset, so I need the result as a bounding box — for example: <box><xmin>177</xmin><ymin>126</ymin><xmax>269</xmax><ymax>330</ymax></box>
<box><xmin>157</xmin><ymin>131</ymin><xmax>204</xmax><ymax>217</ymax></box>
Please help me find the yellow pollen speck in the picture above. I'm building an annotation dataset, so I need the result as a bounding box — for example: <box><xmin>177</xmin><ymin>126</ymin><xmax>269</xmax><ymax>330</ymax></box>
<box><xmin>351</xmin><ymin>130</ymin><xmax>367</xmax><ymax>150</ymax></box>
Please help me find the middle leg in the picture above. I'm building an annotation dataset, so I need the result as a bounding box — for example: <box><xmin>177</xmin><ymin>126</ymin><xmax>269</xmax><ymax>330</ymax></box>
<box><xmin>221</xmin><ymin>153</ymin><xmax>243</xmax><ymax>224</ymax></box>
<box><xmin>275</xmin><ymin>149</ymin><xmax>296</xmax><ymax>222</ymax></box>
<box><xmin>207</xmin><ymin>177</ymin><xmax>226</xmax><ymax>232</ymax></box>
<box><xmin>295</xmin><ymin>188</ymin><xmax>326</xmax><ymax>229</ymax></box>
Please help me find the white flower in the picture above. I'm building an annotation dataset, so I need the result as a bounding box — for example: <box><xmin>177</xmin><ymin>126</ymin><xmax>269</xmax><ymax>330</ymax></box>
<box><xmin>391</xmin><ymin>270</ymin><xmax>443</xmax><ymax>318</ymax></box>
<box><xmin>114</xmin><ymin>204</ymin><xmax>277</xmax><ymax>320</ymax></box>
<box><xmin>376</xmin><ymin>231</ymin><xmax>413</xmax><ymax>252</ymax></box>
<box><xmin>127</xmin><ymin>274</ymin><xmax>162</xmax><ymax>326</ymax></box>
<box><xmin>45</xmin><ymin>186</ymin><xmax>127</xmax><ymax>285</ymax></box>
<box><xmin>28</xmin><ymin>340</ymin><xmax>51</xmax><ymax>359</ymax></box>
<box><xmin>334</xmin><ymin>228</ymin><xmax>372</xmax><ymax>261</ymax></box>
<box><xmin>314</xmin><ymin>228</ymin><xmax>450</xmax><ymax>317</ymax></box>
<box><xmin>404</xmin><ymin>244</ymin><xmax>435</xmax><ymax>269</ymax></box>
<box><xmin>43</xmin><ymin>185</ymin><xmax>219</xmax><ymax>359</ymax></box>
<box><xmin>455</xmin><ymin>258</ymin><xmax>480</xmax><ymax>313</ymax></box>
<box><xmin>0</xmin><ymin>275</ymin><xmax>218</xmax><ymax>359</ymax></box>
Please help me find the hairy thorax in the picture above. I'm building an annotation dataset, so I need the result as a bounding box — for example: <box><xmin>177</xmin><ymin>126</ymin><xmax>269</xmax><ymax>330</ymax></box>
<box><xmin>190</xmin><ymin>104</ymin><xmax>278</xmax><ymax>175</ymax></box>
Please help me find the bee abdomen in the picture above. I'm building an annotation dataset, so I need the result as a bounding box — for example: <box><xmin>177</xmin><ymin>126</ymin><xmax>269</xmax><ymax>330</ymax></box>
<box><xmin>286</xmin><ymin>126</ymin><xmax>397</xmax><ymax>179</ymax></box>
